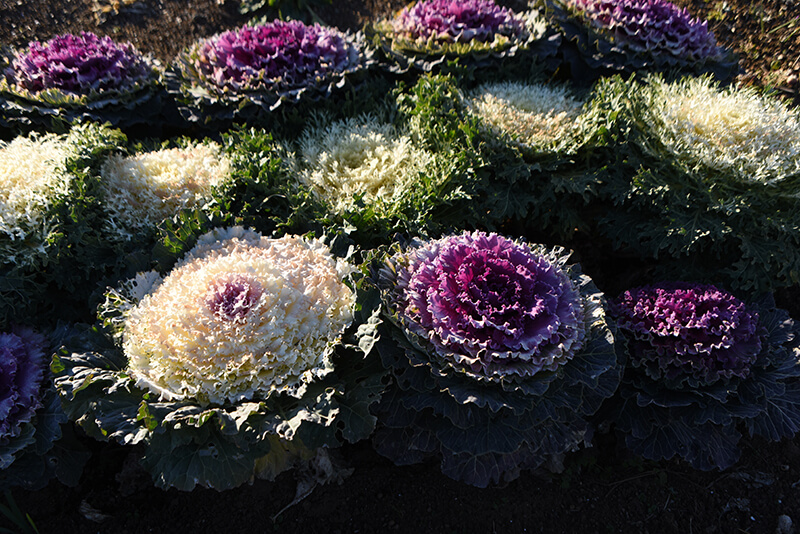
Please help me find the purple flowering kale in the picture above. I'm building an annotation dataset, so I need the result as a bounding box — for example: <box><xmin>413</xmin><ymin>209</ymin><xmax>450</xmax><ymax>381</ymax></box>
<box><xmin>609</xmin><ymin>283</ymin><xmax>800</xmax><ymax>470</ymax></box>
<box><xmin>167</xmin><ymin>20</ymin><xmax>374</xmax><ymax>125</ymax></box>
<box><xmin>570</xmin><ymin>0</ymin><xmax>718</xmax><ymax>61</ymax></box>
<box><xmin>6</xmin><ymin>32</ymin><xmax>152</xmax><ymax>95</ymax></box>
<box><xmin>0</xmin><ymin>327</ymin><xmax>45</xmax><ymax>447</ymax></box>
<box><xmin>371</xmin><ymin>0</ymin><xmax>559</xmax><ymax>74</ymax></box>
<box><xmin>0</xmin><ymin>32</ymin><xmax>160</xmax><ymax>130</ymax></box>
<box><xmin>194</xmin><ymin>21</ymin><xmax>358</xmax><ymax>93</ymax></box>
<box><xmin>544</xmin><ymin>0</ymin><xmax>738</xmax><ymax>83</ymax></box>
<box><xmin>373</xmin><ymin>232</ymin><xmax>621</xmax><ymax>487</ymax></box>
<box><xmin>612</xmin><ymin>282</ymin><xmax>762</xmax><ymax>388</ymax></box>
<box><xmin>390</xmin><ymin>0</ymin><xmax>526</xmax><ymax>44</ymax></box>
<box><xmin>0</xmin><ymin>326</ymin><xmax>88</xmax><ymax>489</ymax></box>
<box><xmin>395</xmin><ymin>231</ymin><xmax>586</xmax><ymax>380</ymax></box>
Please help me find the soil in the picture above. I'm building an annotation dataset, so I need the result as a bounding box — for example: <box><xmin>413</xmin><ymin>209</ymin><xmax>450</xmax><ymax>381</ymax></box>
<box><xmin>1</xmin><ymin>1</ymin><xmax>800</xmax><ymax>533</ymax></box>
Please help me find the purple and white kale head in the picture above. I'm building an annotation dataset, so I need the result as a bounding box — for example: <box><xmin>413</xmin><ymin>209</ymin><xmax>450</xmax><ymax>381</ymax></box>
<box><xmin>389</xmin><ymin>231</ymin><xmax>586</xmax><ymax>381</ymax></box>
<box><xmin>611</xmin><ymin>282</ymin><xmax>763</xmax><ymax>388</ymax></box>
<box><xmin>0</xmin><ymin>327</ymin><xmax>46</xmax><ymax>445</ymax></box>
<box><xmin>568</xmin><ymin>0</ymin><xmax>721</xmax><ymax>62</ymax></box>
<box><xmin>4</xmin><ymin>32</ymin><xmax>154</xmax><ymax>95</ymax></box>
<box><xmin>190</xmin><ymin>20</ymin><xmax>362</xmax><ymax>94</ymax></box>
<box><xmin>391</xmin><ymin>0</ymin><xmax>527</xmax><ymax>43</ymax></box>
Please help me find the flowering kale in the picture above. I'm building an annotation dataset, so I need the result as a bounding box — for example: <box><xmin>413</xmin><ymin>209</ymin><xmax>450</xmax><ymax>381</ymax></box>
<box><xmin>390</xmin><ymin>0</ymin><xmax>526</xmax><ymax>44</ymax></box>
<box><xmin>54</xmin><ymin>226</ymin><xmax>385</xmax><ymax>491</ymax></box>
<box><xmin>640</xmin><ymin>75</ymin><xmax>800</xmax><ymax>186</ymax></box>
<box><xmin>7</xmin><ymin>32</ymin><xmax>152</xmax><ymax>94</ymax></box>
<box><xmin>0</xmin><ymin>32</ymin><xmax>161</xmax><ymax>130</ymax></box>
<box><xmin>544</xmin><ymin>0</ymin><xmax>737</xmax><ymax>83</ymax></box>
<box><xmin>370</xmin><ymin>0</ymin><xmax>558</xmax><ymax>74</ymax></box>
<box><xmin>467</xmin><ymin>80</ymin><xmax>586</xmax><ymax>160</ymax></box>
<box><xmin>587</xmin><ymin>74</ymin><xmax>800</xmax><ymax>292</ymax></box>
<box><xmin>0</xmin><ymin>327</ymin><xmax>85</xmax><ymax>490</ymax></box>
<box><xmin>0</xmin><ymin>327</ymin><xmax>46</xmax><ymax>449</ymax></box>
<box><xmin>166</xmin><ymin>20</ymin><xmax>375</xmax><ymax>126</ymax></box>
<box><xmin>613</xmin><ymin>283</ymin><xmax>761</xmax><ymax>388</ymax></box>
<box><xmin>609</xmin><ymin>283</ymin><xmax>800</xmax><ymax>470</ymax></box>
<box><xmin>0</xmin><ymin>124</ymin><xmax>127</xmax><ymax>327</ymax></box>
<box><xmin>373</xmin><ymin>231</ymin><xmax>621</xmax><ymax>487</ymax></box>
<box><xmin>99</xmin><ymin>140</ymin><xmax>231</xmax><ymax>242</ymax></box>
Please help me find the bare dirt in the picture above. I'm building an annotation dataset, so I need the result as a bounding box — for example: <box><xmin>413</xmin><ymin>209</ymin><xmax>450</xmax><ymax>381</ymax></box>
<box><xmin>1</xmin><ymin>1</ymin><xmax>800</xmax><ymax>533</ymax></box>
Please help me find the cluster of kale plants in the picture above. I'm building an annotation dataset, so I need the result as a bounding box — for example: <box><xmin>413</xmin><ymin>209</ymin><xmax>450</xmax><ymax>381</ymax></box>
<box><xmin>1</xmin><ymin>0</ymin><xmax>800</xmax><ymax>494</ymax></box>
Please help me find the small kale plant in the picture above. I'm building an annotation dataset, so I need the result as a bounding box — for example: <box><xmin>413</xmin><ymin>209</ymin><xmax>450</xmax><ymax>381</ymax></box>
<box><xmin>544</xmin><ymin>0</ymin><xmax>738</xmax><ymax>84</ymax></box>
<box><xmin>371</xmin><ymin>231</ymin><xmax>621</xmax><ymax>487</ymax></box>
<box><xmin>0</xmin><ymin>32</ymin><xmax>161</xmax><ymax>132</ymax></box>
<box><xmin>608</xmin><ymin>282</ymin><xmax>800</xmax><ymax>470</ymax></box>
<box><xmin>53</xmin><ymin>226</ymin><xmax>385</xmax><ymax>491</ymax></box>
<box><xmin>369</xmin><ymin>0</ymin><xmax>559</xmax><ymax>77</ymax></box>
<box><xmin>165</xmin><ymin>20</ymin><xmax>377</xmax><ymax>130</ymax></box>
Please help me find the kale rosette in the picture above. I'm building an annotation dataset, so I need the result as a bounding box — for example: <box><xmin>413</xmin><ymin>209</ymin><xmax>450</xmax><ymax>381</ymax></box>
<box><xmin>372</xmin><ymin>231</ymin><xmax>621</xmax><ymax>487</ymax></box>
<box><xmin>609</xmin><ymin>282</ymin><xmax>800</xmax><ymax>470</ymax></box>
<box><xmin>54</xmin><ymin>226</ymin><xmax>385</xmax><ymax>490</ymax></box>
<box><xmin>0</xmin><ymin>32</ymin><xmax>161</xmax><ymax>132</ymax></box>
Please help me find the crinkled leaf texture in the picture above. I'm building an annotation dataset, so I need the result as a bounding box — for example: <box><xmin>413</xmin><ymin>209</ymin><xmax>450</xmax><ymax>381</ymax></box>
<box><xmin>543</xmin><ymin>0</ymin><xmax>739</xmax><ymax>86</ymax></box>
<box><xmin>610</xmin><ymin>294</ymin><xmax>800</xmax><ymax>470</ymax></box>
<box><xmin>371</xmin><ymin>244</ymin><xmax>622</xmax><ymax>487</ymax></box>
<box><xmin>53</xmin><ymin>292</ymin><xmax>386</xmax><ymax>491</ymax></box>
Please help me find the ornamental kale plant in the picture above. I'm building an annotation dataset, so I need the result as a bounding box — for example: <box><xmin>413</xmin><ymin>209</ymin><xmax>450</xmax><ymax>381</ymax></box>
<box><xmin>609</xmin><ymin>282</ymin><xmax>800</xmax><ymax>470</ymax></box>
<box><xmin>166</xmin><ymin>20</ymin><xmax>376</xmax><ymax>128</ymax></box>
<box><xmin>0</xmin><ymin>32</ymin><xmax>161</xmax><ymax>131</ymax></box>
<box><xmin>587</xmin><ymin>75</ymin><xmax>800</xmax><ymax>292</ymax></box>
<box><xmin>54</xmin><ymin>226</ymin><xmax>385</xmax><ymax>491</ymax></box>
<box><xmin>544</xmin><ymin>0</ymin><xmax>738</xmax><ymax>84</ymax></box>
<box><xmin>0</xmin><ymin>124</ymin><xmax>126</xmax><ymax>327</ymax></box>
<box><xmin>0</xmin><ymin>327</ymin><xmax>87</xmax><ymax>490</ymax></box>
<box><xmin>370</xmin><ymin>0</ymin><xmax>559</xmax><ymax>76</ymax></box>
<box><xmin>99</xmin><ymin>140</ymin><xmax>231</xmax><ymax>242</ymax></box>
<box><xmin>372</xmin><ymin>231</ymin><xmax>621</xmax><ymax>487</ymax></box>
<box><xmin>467</xmin><ymin>80</ymin><xmax>586</xmax><ymax>161</ymax></box>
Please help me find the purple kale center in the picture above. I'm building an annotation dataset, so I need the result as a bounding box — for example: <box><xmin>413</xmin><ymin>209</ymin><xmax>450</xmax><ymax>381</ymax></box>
<box><xmin>396</xmin><ymin>232</ymin><xmax>585</xmax><ymax>379</ymax></box>
<box><xmin>612</xmin><ymin>282</ymin><xmax>762</xmax><ymax>387</ymax></box>
<box><xmin>393</xmin><ymin>0</ymin><xmax>525</xmax><ymax>43</ymax></box>
<box><xmin>6</xmin><ymin>31</ymin><xmax>151</xmax><ymax>94</ymax></box>
<box><xmin>570</xmin><ymin>0</ymin><xmax>720</xmax><ymax>61</ymax></box>
<box><xmin>205</xmin><ymin>273</ymin><xmax>263</xmax><ymax>322</ymax></box>
<box><xmin>0</xmin><ymin>328</ymin><xmax>46</xmax><ymax>442</ymax></box>
<box><xmin>195</xmin><ymin>20</ymin><xmax>357</xmax><ymax>91</ymax></box>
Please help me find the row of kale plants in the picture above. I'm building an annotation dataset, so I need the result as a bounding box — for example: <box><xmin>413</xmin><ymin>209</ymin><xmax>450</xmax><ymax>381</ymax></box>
<box><xmin>2</xmin><ymin>0</ymin><xmax>800</xmax><ymax>493</ymax></box>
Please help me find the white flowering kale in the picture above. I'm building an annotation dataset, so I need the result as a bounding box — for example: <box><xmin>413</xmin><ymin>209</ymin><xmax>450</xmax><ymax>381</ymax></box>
<box><xmin>0</xmin><ymin>124</ymin><xmax>126</xmax><ymax>326</ymax></box>
<box><xmin>0</xmin><ymin>32</ymin><xmax>161</xmax><ymax>131</ymax></box>
<box><xmin>638</xmin><ymin>75</ymin><xmax>800</xmax><ymax>186</ymax></box>
<box><xmin>165</xmin><ymin>20</ymin><xmax>376</xmax><ymax>127</ymax></box>
<box><xmin>584</xmin><ymin>75</ymin><xmax>800</xmax><ymax>292</ymax></box>
<box><xmin>0</xmin><ymin>327</ymin><xmax>87</xmax><ymax>490</ymax></box>
<box><xmin>369</xmin><ymin>0</ymin><xmax>559</xmax><ymax>74</ymax></box>
<box><xmin>54</xmin><ymin>226</ymin><xmax>385</xmax><ymax>490</ymax></box>
<box><xmin>608</xmin><ymin>283</ymin><xmax>800</xmax><ymax>470</ymax></box>
<box><xmin>297</xmin><ymin>114</ymin><xmax>438</xmax><ymax>216</ymax></box>
<box><xmin>99</xmin><ymin>141</ymin><xmax>231</xmax><ymax>241</ymax></box>
<box><xmin>544</xmin><ymin>0</ymin><xmax>738</xmax><ymax>84</ymax></box>
<box><xmin>371</xmin><ymin>231</ymin><xmax>621</xmax><ymax>487</ymax></box>
<box><xmin>467</xmin><ymin>80</ymin><xmax>587</xmax><ymax>160</ymax></box>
